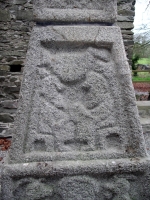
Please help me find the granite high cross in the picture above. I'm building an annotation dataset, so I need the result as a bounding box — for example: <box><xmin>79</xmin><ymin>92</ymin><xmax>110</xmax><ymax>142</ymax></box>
<box><xmin>2</xmin><ymin>0</ymin><xmax>150</xmax><ymax>199</ymax></box>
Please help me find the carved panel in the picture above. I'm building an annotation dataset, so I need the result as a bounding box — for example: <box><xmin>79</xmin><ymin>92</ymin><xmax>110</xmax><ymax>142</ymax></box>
<box><xmin>25</xmin><ymin>44</ymin><xmax>121</xmax><ymax>154</ymax></box>
<box><xmin>13</xmin><ymin>175</ymin><xmax>133</xmax><ymax>200</ymax></box>
<box><xmin>8</xmin><ymin>26</ymin><xmax>146</xmax><ymax>162</ymax></box>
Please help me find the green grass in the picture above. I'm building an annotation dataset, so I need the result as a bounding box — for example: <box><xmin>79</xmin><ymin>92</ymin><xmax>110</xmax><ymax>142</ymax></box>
<box><xmin>132</xmin><ymin>72</ymin><xmax>150</xmax><ymax>82</ymax></box>
<box><xmin>132</xmin><ymin>57</ymin><xmax>150</xmax><ymax>82</ymax></box>
<box><xmin>138</xmin><ymin>57</ymin><xmax>150</xmax><ymax>65</ymax></box>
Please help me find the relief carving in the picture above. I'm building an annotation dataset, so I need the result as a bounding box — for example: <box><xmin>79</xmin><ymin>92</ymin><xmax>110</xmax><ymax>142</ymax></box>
<box><xmin>103</xmin><ymin>178</ymin><xmax>131</xmax><ymax>200</ymax></box>
<box><xmin>26</xmin><ymin>45</ymin><xmax>123</xmax><ymax>153</ymax></box>
<box><xmin>13</xmin><ymin>176</ymin><xmax>131</xmax><ymax>200</ymax></box>
<box><xmin>57</xmin><ymin>176</ymin><xmax>99</xmax><ymax>200</ymax></box>
<box><xmin>14</xmin><ymin>178</ymin><xmax>54</xmax><ymax>200</ymax></box>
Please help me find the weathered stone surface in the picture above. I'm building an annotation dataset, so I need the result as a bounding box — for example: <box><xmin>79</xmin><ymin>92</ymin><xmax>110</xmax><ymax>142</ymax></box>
<box><xmin>0</xmin><ymin>65</ymin><xmax>10</xmax><ymax>71</ymax></box>
<box><xmin>124</xmin><ymin>40</ymin><xmax>134</xmax><ymax>45</ymax></box>
<box><xmin>0</xmin><ymin>113</ymin><xmax>14</xmax><ymax>123</ymax></box>
<box><xmin>2</xmin><ymin>158</ymin><xmax>150</xmax><ymax>200</ymax></box>
<box><xmin>122</xmin><ymin>34</ymin><xmax>133</xmax><ymax>40</ymax></box>
<box><xmin>13</xmin><ymin>0</ymin><xmax>27</xmax><ymax>5</ymax></box>
<box><xmin>118</xmin><ymin>9</ymin><xmax>134</xmax><ymax>16</ymax></box>
<box><xmin>5</xmin><ymin>25</ymin><xmax>146</xmax><ymax>164</ymax></box>
<box><xmin>0</xmin><ymin>0</ymin><xmax>135</xmax><ymax>80</ymax></box>
<box><xmin>137</xmin><ymin>101</ymin><xmax>150</xmax><ymax>125</ymax></box>
<box><xmin>9</xmin><ymin>60</ymin><xmax>24</xmax><ymax>66</ymax></box>
<box><xmin>0</xmin><ymin>125</ymin><xmax>13</xmax><ymax>137</ymax></box>
<box><xmin>117</xmin><ymin>15</ymin><xmax>134</xmax><ymax>22</ymax></box>
<box><xmin>16</xmin><ymin>10</ymin><xmax>33</xmax><ymax>21</ymax></box>
<box><xmin>34</xmin><ymin>0</ymin><xmax>117</xmax><ymax>23</ymax></box>
<box><xmin>2</xmin><ymin>1</ymin><xmax>150</xmax><ymax>200</ymax></box>
<box><xmin>137</xmin><ymin>101</ymin><xmax>150</xmax><ymax>155</ymax></box>
<box><xmin>0</xmin><ymin>9</ymin><xmax>10</xmax><ymax>22</ymax></box>
<box><xmin>0</xmin><ymin>100</ymin><xmax>18</xmax><ymax>109</ymax></box>
<box><xmin>117</xmin><ymin>21</ymin><xmax>134</xmax><ymax>29</ymax></box>
<box><xmin>4</xmin><ymin>86</ymin><xmax>20</xmax><ymax>93</ymax></box>
<box><xmin>0</xmin><ymin>76</ymin><xmax>5</xmax><ymax>82</ymax></box>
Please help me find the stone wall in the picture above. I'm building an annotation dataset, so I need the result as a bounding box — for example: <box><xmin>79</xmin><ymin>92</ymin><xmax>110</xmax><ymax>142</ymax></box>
<box><xmin>117</xmin><ymin>0</ymin><xmax>135</xmax><ymax>65</ymax></box>
<box><xmin>0</xmin><ymin>0</ymin><xmax>135</xmax><ymax>137</ymax></box>
<box><xmin>0</xmin><ymin>0</ymin><xmax>34</xmax><ymax>137</ymax></box>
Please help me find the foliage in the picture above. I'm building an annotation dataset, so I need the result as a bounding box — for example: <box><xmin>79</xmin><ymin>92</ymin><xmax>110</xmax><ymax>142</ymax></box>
<box><xmin>132</xmin><ymin>54</ymin><xmax>140</xmax><ymax>76</ymax></box>
<box><xmin>133</xmin><ymin>34</ymin><xmax>150</xmax><ymax>58</ymax></box>
<box><xmin>138</xmin><ymin>57</ymin><xmax>150</xmax><ymax>65</ymax></box>
<box><xmin>133</xmin><ymin>1</ymin><xmax>150</xmax><ymax>58</ymax></box>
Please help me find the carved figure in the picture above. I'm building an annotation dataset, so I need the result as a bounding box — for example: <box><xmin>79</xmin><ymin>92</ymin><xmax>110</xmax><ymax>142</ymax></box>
<box><xmin>112</xmin><ymin>178</ymin><xmax>131</xmax><ymax>200</ymax></box>
<box><xmin>26</xmin><ymin>46</ymin><xmax>119</xmax><ymax>152</ymax></box>
<box><xmin>58</xmin><ymin>176</ymin><xmax>99</xmax><ymax>200</ymax></box>
<box><xmin>14</xmin><ymin>178</ymin><xmax>54</xmax><ymax>200</ymax></box>
<box><xmin>103</xmin><ymin>178</ymin><xmax>131</xmax><ymax>200</ymax></box>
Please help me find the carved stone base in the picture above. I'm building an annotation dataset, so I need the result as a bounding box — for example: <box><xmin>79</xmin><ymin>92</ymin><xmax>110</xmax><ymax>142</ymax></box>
<box><xmin>2</xmin><ymin>158</ymin><xmax>150</xmax><ymax>200</ymax></box>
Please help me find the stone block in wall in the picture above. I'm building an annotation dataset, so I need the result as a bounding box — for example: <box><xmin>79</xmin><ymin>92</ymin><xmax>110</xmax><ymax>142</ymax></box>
<box><xmin>118</xmin><ymin>9</ymin><xmax>134</xmax><ymax>16</ymax></box>
<box><xmin>136</xmin><ymin>101</ymin><xmax>150</xmax><ymax>154</ymax></box>
<box><xmin>5</xmin><ymin>56</ymin><xmax>17</xmax><ymax>63</ymax></box>
<box><xmin>0</xmin><ymin>114</ymin><xmax>14</xmax><ymax>123</ymax></box>
<box><xmin>137</xmin><ymin>101</ymin><xmax>150</xmax><ymax>129</ymax></box>
<box><xmin>122</xmin><ymin>34</ymin><xmax>133</xmax><ymax>40</ymax></box>
<box><xmin>0</xmin><ymin>35</ymin><xmax>9</xmax><ymax>43</ymax></box>
<box><xmin>124</xmin><ymin>40</ymin><xmax>134</xmax><ymax>45</ymax></box>
<box><xmin>0</xmin><ymin>76</ymin><xmax>5</xmax><ymax>82</ymax></box>
<box><xmin>117</xmin><ymin>15</ymin><xmax>134</xmax><ymax>22</ymax></box>
<box><xmin>9</xmin><ymin>60</ymin><xmax>24</xmax><ymax>66</ymax></box>
<box><xmin>0</xmin><ymin>100</ymin><xmax>18</xmax><ymax>110</ymax></box>
<box><xmin>0</xmin><ymin>50</ymin><xmax>26</xmax><ymax>57</ymax></box>
<box><xmin>0</xmin><ymin>9</ymin><xmax>10</xmax><ymax>22</ymax></box>
<box><xmin>13</xmin><ymin>0</ymin><xmax>28</xmax><ymax>5</ymax></box>
<box><xmin>117</xmin><ymin>21</ymin><xmax>134</xmax><ymax>30</ymax></box>
<box><xmin>3</xmin><ymin>86</ymin><xmax>20</xmax><ymax>94</ymax></box>
<box><xmin>0</xmin><ymin>123</ymin><xmax>14</xmax><ymax>137</ymax></box>
<box><xmin>0</xmin><ymin>71</ymin><xmax>22</xmax><ymax>102</ymax></box>
<box><xmin>0</xmin><ymin>65</ymin><xmax>10</xmax><ymax>72</ymax></box>
<box><xmin>117</xmin><ymin>0</ymin><xmax>135</xmax><ymax>4</ymax></box>
<box><xmin>117</xmin><ymin>0</ymin><xmax>135</xmax><ymax>15</ymax></box>
<box><xmin>16</xmin><ymin>10</ymin><xmax>33</xmax><ymax>21</ymax></box>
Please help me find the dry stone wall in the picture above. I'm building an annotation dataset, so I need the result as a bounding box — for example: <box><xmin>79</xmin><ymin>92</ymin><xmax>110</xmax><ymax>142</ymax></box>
<box><xmin>0</xmin><ymin>0</ymin><xmax>135</xmax><ymax>137</ymax></box>
<box><xmin>0</xmin><ymin>0</ymin><xmax>34</xmax><ymax>137</ymax></box>
<box><xmin>117</xmin><ymin>0</ymin><xmax>135</xmax><ymax>65</ymax></box>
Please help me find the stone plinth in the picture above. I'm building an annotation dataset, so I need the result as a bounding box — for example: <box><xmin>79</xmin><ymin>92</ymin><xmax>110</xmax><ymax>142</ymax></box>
<box><xmin>2</xmin><ymin>158</ymin><xmax>150</xmax><ymax>199</ymax></box>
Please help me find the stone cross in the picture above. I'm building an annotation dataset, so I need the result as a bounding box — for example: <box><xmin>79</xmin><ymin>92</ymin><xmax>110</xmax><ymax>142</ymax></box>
<box><xmin>2</xmin><ymin>1</ymin><xmax>150</xmax><ymax>199</ymax></box>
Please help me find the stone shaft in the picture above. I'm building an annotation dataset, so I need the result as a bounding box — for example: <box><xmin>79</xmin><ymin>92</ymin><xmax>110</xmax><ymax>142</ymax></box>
<box><xmin>2</xmin><ymin>0</ymin><xmax>150</xmax><ymax>200</ymax></box>
<box><xmin>8</xmin><ymin>25</ymin><xmax>146</xmax><ymax>164</ymax></box>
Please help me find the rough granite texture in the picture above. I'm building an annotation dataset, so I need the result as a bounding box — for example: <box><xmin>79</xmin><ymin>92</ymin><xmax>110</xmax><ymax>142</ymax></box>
<box><xmin>0</xmin><ymin>0</ymin><xmax>136</xmax><ymax>138</ymax></box>
<box><xmin>7</xmin><ymin>25</ymin><xmax>147</xmax><ymax>163</ymax></box>
<box><xmin>2</xmin><ymin>158</ymin><xmax>150</xmax><ymax>199</ymax></box>
<box><xmin>2</xmin><ymin>0</ymin><xmax>150</xmax><ymax>200</ymax></box>
<box><xmin>34</xmin><ymin>0</ymin><xmax>117</xmax><ymax>23</ymax></box>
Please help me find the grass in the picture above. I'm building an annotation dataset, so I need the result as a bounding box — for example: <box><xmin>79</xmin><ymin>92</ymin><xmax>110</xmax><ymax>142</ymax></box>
<box><xmin>137</xmin><ymin>57</ymin><xmax>150</xmax><ymax>65</ymax></box>
<box><xmin>132</xmin><ymin>72</ymin><xmax>150</xmax><ymax>82</ymax></box>
<box><xmin>132</xmin><ymin>57</ymin><xmax>150</xmax><ymax>82</ymax></box>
